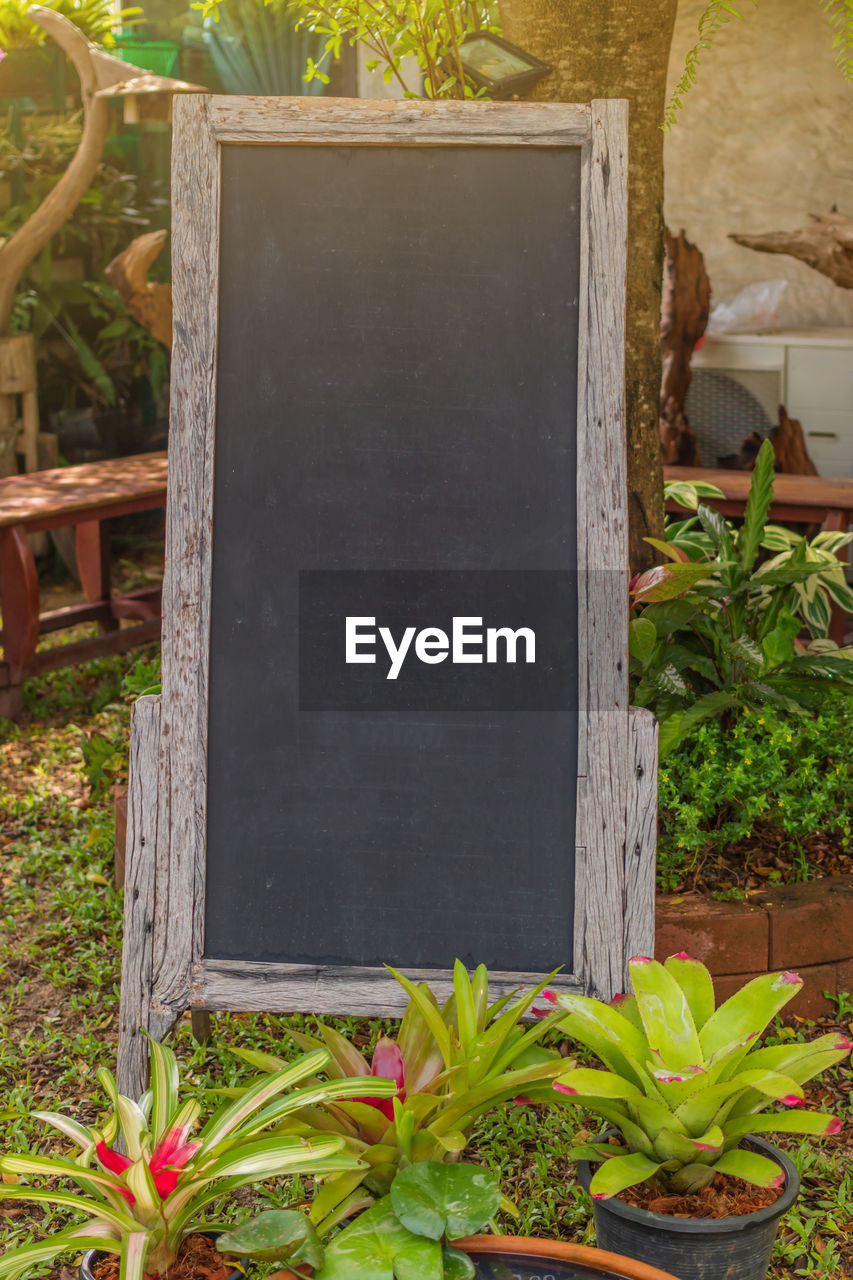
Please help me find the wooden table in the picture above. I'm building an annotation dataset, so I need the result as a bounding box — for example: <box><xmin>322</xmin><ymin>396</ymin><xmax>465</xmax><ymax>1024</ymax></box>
<box><xmin>664</xmin><ymin>466</ymin><xmax>853</xmax><ymax>642</ymax></box>
<box><xmin>0</xmin><ymin>452</ymin><xmax>167</xmax><ymax>717</ymax></box>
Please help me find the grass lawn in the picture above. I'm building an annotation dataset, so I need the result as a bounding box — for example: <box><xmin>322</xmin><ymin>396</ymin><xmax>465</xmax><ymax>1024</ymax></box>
<box><xmin>0</xmin><ymin>648</ymin><xmax>851</xmax><ymax>1278</ymax></box>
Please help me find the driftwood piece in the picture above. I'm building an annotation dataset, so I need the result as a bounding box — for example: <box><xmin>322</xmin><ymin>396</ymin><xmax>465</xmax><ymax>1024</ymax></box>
<box><xmin>106</xmin><ymin>231</ymin><xmax>172</xmax><ymax>348</ymax></box>
<box><xmin>661</xmin><ymin>228</ymin><xmax>712</xmax><ymax>412</ymax></box>
<box><xmin>0</xmin><ymin>8</ymin><xmax>205</xmax><ymax>336</ymax></box>
<box><xmin>659</xmin><ymin>228</ymin><xmax>709</xmax><ymax>465</ymax></box>
<box><xmin>772</xmin><ymin>405</ymin><xmax>818</xmax><ymax>476</ymax></box>
<box><xmin>660</xmin><ymin>403</ymin><xmax>700</xmax><ymax>466</ymax></box>
<box><xmin>730</xmin><ymin>213</ymin><xmax>853</xmax><ymax>291</ymax></box>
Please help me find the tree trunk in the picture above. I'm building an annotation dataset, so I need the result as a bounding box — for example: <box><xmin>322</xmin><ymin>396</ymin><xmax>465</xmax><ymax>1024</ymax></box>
<box><xmin>500</xmin><ymin>0</ymin><xmax>677</xmax><ymax>570</ymax></box>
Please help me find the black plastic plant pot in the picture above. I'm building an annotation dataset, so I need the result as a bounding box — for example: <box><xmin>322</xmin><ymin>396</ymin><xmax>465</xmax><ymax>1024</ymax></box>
<box><xmin>79</xmin><ymin>1233</ymin><xmax>245</xmax><ymax>1280</ymax></box>
<box><xmin>577</xmin><ymin>1134</ymin><xmax>800</xmax><ymax>1280</ymax></box>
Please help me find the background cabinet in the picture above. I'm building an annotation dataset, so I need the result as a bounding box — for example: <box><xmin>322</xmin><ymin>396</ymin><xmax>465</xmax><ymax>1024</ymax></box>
<box><xmin>689</xmin><ymin>328</ymin><xmax>853</xmax><ymax>478</ymax></box>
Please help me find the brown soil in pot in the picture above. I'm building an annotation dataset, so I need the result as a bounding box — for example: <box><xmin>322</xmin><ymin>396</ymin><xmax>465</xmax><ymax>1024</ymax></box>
<box><xmin>89</xmin><ymin>1234</ymin><xmax>231</xmax><ymax>1280</ymax></box>
<box><xmin>618</xmin><ymin>1171</ymin><xmax>784</xmax><ymax>1220</ymax></box>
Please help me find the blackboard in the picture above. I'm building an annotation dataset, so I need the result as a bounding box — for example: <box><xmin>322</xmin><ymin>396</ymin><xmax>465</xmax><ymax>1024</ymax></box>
<box><xmin>117</xmin><ymin>96</ymin><xmax>658</xmax><ymax>1099</ymax></box>
<box><xmin>206</xmin><ymin>143</ymin><xmax>579</xmax><ymax>972</ymax></box>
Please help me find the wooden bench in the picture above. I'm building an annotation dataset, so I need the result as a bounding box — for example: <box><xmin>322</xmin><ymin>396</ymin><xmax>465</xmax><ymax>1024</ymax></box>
<box><xmin>0</xmin><ymin>452</ymin><xmax>167</xmax><ymax>717</ymax></box>
<box><xmin>664</xmin><ymin>465</ymin><xmax>853</xmax><ymax>643</ymax></box>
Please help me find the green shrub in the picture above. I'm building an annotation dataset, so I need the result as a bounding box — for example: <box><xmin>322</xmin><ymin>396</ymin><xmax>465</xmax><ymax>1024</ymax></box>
<box><xmin>658</xmin><ymin>698</ymin><xmax>853</xmax><ymax>891</ymax></box>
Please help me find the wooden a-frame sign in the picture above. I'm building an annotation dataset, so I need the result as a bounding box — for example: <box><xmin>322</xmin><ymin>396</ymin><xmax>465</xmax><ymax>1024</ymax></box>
<box><xmin>117</xmin><ymin>95</ymin><xmax>658</xmax><ymax>1097</ymax></box>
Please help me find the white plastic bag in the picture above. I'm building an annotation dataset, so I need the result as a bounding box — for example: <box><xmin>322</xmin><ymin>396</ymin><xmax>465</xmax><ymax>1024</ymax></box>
<box><xmin>705</xmin><ymin>279</ymin><xmax>789</xmax><ymax>336</ymax></box>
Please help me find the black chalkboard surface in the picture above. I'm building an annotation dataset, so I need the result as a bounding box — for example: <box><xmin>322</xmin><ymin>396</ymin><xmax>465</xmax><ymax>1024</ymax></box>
<box><xmin>205</xmin><ymin>144</ymin><xmax>580</xmax><ymax>972</ymax></box>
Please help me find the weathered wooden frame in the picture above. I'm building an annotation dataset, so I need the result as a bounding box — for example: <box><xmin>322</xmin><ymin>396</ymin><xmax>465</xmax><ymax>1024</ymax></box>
<box><xmin>118</xmin><ymin>96</ymin><xmax>658</xmax><ymax>1097</ymax></box>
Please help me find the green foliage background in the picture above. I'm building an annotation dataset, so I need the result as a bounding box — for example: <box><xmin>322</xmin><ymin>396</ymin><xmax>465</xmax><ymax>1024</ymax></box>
<box><xmin>658</xmin><ymin>699</ymin><xmax>853</xmax><ymax>890</ymax></box>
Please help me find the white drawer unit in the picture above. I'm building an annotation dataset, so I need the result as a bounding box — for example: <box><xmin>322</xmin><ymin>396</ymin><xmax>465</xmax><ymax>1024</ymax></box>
<box><xmin>691</xmin><ymin>328</ymin><xmax>853</xmax><ymax>478</ymax></box>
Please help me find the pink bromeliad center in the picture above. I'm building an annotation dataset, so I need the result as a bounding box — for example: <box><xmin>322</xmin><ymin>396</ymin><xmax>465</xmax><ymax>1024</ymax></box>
<box><xmin>96</xmin><ymin>1128</ymin><xmax>202</xmax><ymax>1204</ymax></box>
<box><xmin>352</xmin><ymin>1037</ymin><xmax>406</xmax><ymax>1122</ymax></box>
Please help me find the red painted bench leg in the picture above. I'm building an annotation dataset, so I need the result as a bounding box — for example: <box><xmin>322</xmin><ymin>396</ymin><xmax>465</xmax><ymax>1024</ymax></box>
<box><xmin>0</xmin><ymin>524</ymin><xmax>40</xmax><ymax>718</ymax></box>
<box><xmin>76</xmin><ymin>519</ymin><xmax>118</xmax><ymax>632</ymax></box>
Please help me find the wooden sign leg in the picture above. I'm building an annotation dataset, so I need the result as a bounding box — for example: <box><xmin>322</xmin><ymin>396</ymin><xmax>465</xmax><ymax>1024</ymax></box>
<box><xmin>118</xmin><ymin>695</ymin><xmax>176</xmax><ymax>1098</ymax></box>
<box><xmin>623</xmin><ymin>707</ymin><xmax>659</xmax><ymax>990</ymax></box>
<box><xmin>190</xmin><ymin>1010</ymin><xmax>212</xmax><ymax>1043</ymax></box>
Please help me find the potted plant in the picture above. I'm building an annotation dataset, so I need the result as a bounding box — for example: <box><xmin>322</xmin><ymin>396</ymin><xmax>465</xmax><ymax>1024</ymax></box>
<box><xmin>0</xmin><ymin>1037</ymin><xmax>395</xmax><ymax>1280</ymax></box>
<box><xmin>218</xmin><ymin>961</ymin><xmax>568</xmax><ymax>1235</ymax></box>
<box><xmin>542</xmin><ymin>953</ymin><xmax>850</xmax><ymax>1280</ymax></box>
<box><xmin>221</xmin><ymin>1162</ymin><xmax>684</xmax><ymax>1280</ymax></box>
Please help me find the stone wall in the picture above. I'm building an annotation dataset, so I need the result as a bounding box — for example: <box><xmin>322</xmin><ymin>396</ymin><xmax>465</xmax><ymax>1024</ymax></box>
<box><xmin>664</xmin><ymin>0</ymin><xmax>853</xmax><ymax>327</ymax></box>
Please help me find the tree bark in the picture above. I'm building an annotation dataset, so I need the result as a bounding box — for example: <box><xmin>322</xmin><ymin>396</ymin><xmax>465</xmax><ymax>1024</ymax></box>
<box><xmin>500</xmin><ymin>0</ymin><xmax>677</xmax><ymax>570</ymax></box>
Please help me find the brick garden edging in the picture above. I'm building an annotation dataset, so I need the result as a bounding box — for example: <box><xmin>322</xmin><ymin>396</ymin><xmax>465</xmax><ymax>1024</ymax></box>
<box><xmin>656</xmin><ymin>876</ymin><xmax>853</xmax><ymax>1017</ymax></box>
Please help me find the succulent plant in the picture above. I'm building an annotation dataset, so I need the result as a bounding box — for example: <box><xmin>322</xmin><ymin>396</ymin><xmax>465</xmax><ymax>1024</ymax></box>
<box><xmin>546</xmin><ymin>954</ymin><xmax>849</xmax><ymax>1200</ymax></box>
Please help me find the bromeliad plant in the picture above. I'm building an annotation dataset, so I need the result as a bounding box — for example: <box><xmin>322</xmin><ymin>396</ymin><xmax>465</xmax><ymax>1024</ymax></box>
<box><xmin>546</xmin><ymin>953</ymin><xmax>850</xmax><ymax>1200</ymax></box>
<box><xmin>630</xmin><ymin>439</ymin><xmax>853</xmax><ymax>756</ymax></box>
<box><xmin>223</xmin><ymin>961</ymin><xmax>567</xmax><ymax>1234</ymax></box>
<box><xmin>0</xmin><ymin>1039</ymin><xmax>393</xmax><ymax>1280</ymax></box>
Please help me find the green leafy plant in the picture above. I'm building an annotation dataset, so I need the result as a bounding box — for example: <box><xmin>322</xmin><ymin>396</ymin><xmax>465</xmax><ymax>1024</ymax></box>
<box><xmin>311</xmin><ymin>1161</ymin><xmax>500</xmax><ymax>1280</ymax></box>
<box><xmin>0</xmin><ymin>0</ymin><xmax>139</xmax><ymax>49</ymax></box>
<box><xmin>217</xmin><ymin>1208</ymin><xmax>325</xmax><ymax>1275</ymax></box>
<box><xmin>222</xmin><ymin>961</ymin><xmax>566</xmax><ymax>1235</ymax></box>
<box><xmin>217</xmin><ymin>1162</ymin><xmax>501</xmax><ymax>1280</ymax></box>
<box><xmin>194</xmin><ymin>0</ymin><xmax>501</xmax><ymax>99</ymax></box>
<box><xmin>546</xmin><ymin>954</ymin><xmax>850</xmax><ymax>1200</ymax></box>
<box><xmin>656</xmin><ymin>699</ymin><xmax>853</xmax><ymax>891</ymax></box>
<box><xmin>663</xmin><ymin>0</ymin><xmax>853</xmax><ymax>131</ymax></box>
<box><xmin>630</xmin><ymin>439</ymin><xmax>853</xmax><ymax>757</ymax></box>
<box><xmin>0</xmin><ymin>1039</ymin><xmax>390</xmax><ymax>1280</ymax></box>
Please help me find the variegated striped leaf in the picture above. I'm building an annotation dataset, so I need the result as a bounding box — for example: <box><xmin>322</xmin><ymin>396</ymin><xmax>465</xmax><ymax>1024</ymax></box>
<box><xmin>239</xmin><ymin>1076</ymin><xmax>397</xmax><ymax>1138</ymax></box>
<box><xmin>126</xmin><ymin>1156</ymin><xmax>162</xmax><ymax>1227</ymax></box>
<box><xmin>197</xmin><ymin>1050</ymin><xmax>331</xmax><ymax>1154</ymax></box>
<box><xmin>196</xmin><ymin>1135</ymin><xmax>356</xmax><ymax>1184</ymax></box>
<box><xmin>116</xmin><ymin>1094</ymin><xmax>150</xmax><ymax>1162</ymax></box>
<box><xmin>0</xmin><ymin>1226</ymin><xmax>120</xmax><ymax>1280</ymax></box>
<box><xmin>0</xmin><ymin>1185</ymin><xmax>135</xmax><ymax>1232</ymax></box>
<box><xmin>31</xmin><ymin>1109</ymin><xmax>95</xmax><ymax>1152</ymax></box>
<box><xmin>1</xmin><ymin>1153</ymin><xmax>126</xmax><ymax>1197</ymax></box>
<box><xmin>121</xmin><ymin>1230</ymin><xmax>152</xmax><ymax>1280</ymax></box>
<box><xmin>148</xmin><ymin>1035</ymin><xmax>180</xmax><ymax>1144</ymax></box>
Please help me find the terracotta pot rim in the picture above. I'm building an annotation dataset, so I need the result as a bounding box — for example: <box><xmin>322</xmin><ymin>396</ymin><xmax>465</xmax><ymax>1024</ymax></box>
<box><xmin>577</xmin><ymin>1133</ymin><xmax>800</xmax><ymax>1233</ymax></box>
<box><xmin>453</xmin><ymin>1233</ymin><xmax>684</xmax><ymax>1280</ymax></box>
